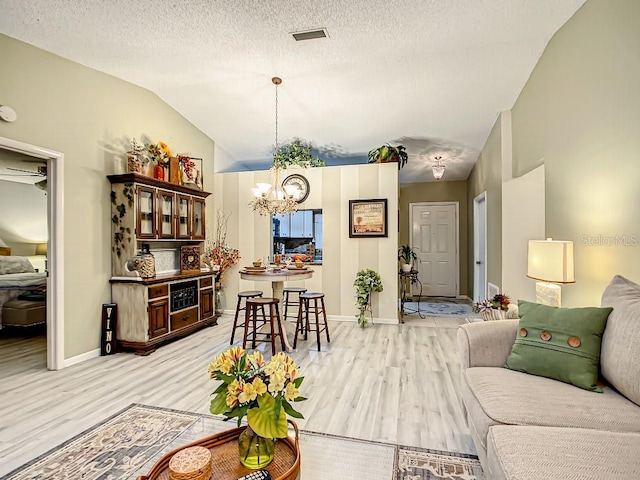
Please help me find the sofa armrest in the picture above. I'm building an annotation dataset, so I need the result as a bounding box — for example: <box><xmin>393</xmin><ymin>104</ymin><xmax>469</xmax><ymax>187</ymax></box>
<box><xmin>457</xmin><ymin>320</ymin><xmax>519</xmax><ymax>369</ymax></box>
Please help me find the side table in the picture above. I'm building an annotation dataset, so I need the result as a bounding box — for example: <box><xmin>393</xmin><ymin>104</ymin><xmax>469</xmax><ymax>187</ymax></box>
<box><xmin>399</xmin><ymin>270</ymin><xmax>425</xmax><ymax>321</ymax></box>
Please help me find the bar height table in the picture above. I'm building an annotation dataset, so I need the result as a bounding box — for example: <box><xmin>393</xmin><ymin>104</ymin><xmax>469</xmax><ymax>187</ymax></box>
<box><xmin>239</xmin><ymin>267</ymin><xmax>314</xmax><ymax>351</ymax></box>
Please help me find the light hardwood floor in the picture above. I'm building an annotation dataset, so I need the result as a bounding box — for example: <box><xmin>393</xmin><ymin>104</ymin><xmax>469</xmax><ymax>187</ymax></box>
<box><xmin>0</xmin><ymin>314</ymin><xmax>475</xmax><ymax>476</ymax></box>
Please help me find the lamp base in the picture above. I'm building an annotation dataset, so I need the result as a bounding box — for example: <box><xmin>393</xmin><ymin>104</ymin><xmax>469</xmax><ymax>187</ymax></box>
<box><xmin>535</xmin><ymin>282</ymin><xmax>561</xmax><ymax>307</ymax></box>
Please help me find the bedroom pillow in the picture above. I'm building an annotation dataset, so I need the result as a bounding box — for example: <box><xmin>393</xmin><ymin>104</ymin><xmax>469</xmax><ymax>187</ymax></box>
<box><xmin>0</xmin><ymin>256</ymin><xmax>36</xmax><ymax>275</ymax></box>
<box><xmin>505</xmin><ymin>300</ymin><xmax>612</xmax><ymax>392</ymax></box>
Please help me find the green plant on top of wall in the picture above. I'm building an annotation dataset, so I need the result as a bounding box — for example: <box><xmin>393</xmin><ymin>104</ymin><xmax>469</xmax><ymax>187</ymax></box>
<box><xmin>273</xmin><ymin>140</ymin><xmax>325</xmax><ymax>169</ymax></box>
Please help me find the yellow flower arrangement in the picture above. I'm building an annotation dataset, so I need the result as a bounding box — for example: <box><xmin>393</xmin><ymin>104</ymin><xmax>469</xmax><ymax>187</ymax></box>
<box><xmin>208</xmin><ymin>348</ymin><xmax>306</xmax><ymax>439</ymax></box>
<box><xmin>145</xmin><ymin>141</ymin><xmax>172</xmax><ymax>165</ymax></box>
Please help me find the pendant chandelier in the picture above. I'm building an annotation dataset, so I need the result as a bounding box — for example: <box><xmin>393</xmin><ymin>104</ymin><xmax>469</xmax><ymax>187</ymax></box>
<box><xmin>432</xmin><ymin>155</ymin><xmax>445</xmax><ymax>180</ymax></box>
<box><xmin>249</xmin><ymin>77</ymin><xmax>300</xmax><ymax>216</ymax></box>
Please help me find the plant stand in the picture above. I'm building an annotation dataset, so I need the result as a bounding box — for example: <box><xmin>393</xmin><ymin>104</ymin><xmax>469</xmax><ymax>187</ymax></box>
<box><xmin>399</xmin><ymin>270</ymin><xmax>425</xmax><ymax>321</ymax></box>
<box><xmin>358</xmin><ymin>294</ymin><xmax>375</xmax><ymax>327</ymax></box>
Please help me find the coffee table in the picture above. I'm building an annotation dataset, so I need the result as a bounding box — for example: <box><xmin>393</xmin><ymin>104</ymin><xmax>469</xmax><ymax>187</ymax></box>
<box><xmin>134</xmin><ymin>416</ymin><xmax>395</xmax><ymax>480</ymax></box>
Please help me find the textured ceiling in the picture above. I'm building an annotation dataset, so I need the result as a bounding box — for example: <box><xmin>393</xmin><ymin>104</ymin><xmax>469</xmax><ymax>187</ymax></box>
<box><xmin>0</xmin><ymin>0</ymin><xmax>585</xmax><ymax>183</ymax></box>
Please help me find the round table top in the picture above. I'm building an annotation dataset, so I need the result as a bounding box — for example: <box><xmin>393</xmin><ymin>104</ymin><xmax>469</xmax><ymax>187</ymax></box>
<box><xmin>240</xmin><ymin>267</ymin><xmax>313</xmax><ymax>282</ymax></box>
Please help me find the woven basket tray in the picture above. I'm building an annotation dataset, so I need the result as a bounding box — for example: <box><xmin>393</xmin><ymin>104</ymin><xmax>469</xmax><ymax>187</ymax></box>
<box><xmin>138</xmin><ymin>420</ymin><xmax>300</xmax><ymax>480</ymax></box>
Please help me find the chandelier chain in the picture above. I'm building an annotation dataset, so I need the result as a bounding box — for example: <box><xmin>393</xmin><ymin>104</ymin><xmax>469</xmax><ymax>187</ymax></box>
<box><xmin>275</xmin><ymin>81</ymin><xmax>279</xmax><ymax>151</ymax></box>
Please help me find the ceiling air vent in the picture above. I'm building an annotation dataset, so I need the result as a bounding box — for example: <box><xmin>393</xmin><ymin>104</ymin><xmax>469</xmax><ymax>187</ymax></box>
<box><xmin>291</xmin><ymin>28</ymin><xmax>328</xmax><ymax>41</ymax></box>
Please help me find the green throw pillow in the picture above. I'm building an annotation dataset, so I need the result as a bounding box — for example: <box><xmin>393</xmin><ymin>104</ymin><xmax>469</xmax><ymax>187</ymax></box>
<box><xmin>505</xmin><ymin>300</ymin><xmax>612</xmax><ymax>392</ymax></box>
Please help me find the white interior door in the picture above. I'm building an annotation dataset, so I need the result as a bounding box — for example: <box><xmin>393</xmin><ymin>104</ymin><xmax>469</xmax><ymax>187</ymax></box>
<box><xmin>411</xmin><ymin>203</ymin><xmax>458</xmax><ymax>297</ymax></box>
<box><xmin>473</xmin><ymin>192</ymin><xmax>487</xmax><ymax>302</ymax></box>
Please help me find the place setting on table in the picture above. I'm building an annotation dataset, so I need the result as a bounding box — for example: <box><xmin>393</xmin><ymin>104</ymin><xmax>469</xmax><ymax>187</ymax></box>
<box><xmin>239</xmin><ymin>255</ymin><xmax>314</xmax><ymax>301</ymax></box>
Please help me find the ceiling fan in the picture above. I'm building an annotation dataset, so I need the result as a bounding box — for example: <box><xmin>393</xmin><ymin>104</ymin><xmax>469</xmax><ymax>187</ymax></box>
<box><xmin>5</xmin><ymin>165</ymin><xmax>47</xmax><ymax>177</ymax></box>
<box><xmin>2</xmin><ymin>165</ymin><xmax>48</xmax><ymax>191</ymax></box>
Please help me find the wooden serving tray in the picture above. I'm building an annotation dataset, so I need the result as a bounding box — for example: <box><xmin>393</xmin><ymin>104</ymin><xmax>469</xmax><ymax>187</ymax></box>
<box><xmin>138</xmin><ymin>421</ymin><xmax>300</xmax><ymax>480</ymax></box>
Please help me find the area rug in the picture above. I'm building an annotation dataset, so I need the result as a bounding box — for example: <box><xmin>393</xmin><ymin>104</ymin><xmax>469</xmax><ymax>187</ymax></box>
<box><xmin>2</xmin><ymin>404</ymin><xmax>483</xmax><ymax>480</ymax></box>
<box><xmin>402</xmin><ymin>301</ymin><xmax>478</xmax><ymax>317</ymax></box>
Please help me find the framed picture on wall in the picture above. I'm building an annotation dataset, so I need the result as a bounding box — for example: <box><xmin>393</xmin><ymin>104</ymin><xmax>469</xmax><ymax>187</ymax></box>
<box><xmin>349</xmin><ymin>199</ymin><xmax>388</xmax><ymax>238</ymax></box>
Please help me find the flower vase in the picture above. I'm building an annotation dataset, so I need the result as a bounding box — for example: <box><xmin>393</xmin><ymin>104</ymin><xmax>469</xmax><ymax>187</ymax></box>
<box><xmin>153</xmin><ymin>163</ymin><xmax>165</xmax><ymax>181</ymax></box>
<box><xmin>215</xmin><ymin>283</ymin><xmax>226</xmax><ymax>316</ymax></box>
<box><xmin>238</xmin><ymin>426</ymin><xmax>275</xmax><ymax>469</ymax></box>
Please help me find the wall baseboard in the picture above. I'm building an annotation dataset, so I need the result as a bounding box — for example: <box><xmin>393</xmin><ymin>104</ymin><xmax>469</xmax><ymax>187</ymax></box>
<box><xmin>64</xmin><ymin>348</ymin><xmax>101</xmax><ymax>368</ymax></box>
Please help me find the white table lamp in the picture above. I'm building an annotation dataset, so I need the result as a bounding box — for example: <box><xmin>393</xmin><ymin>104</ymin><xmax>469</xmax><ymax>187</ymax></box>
<box><xmin>527</xmin><ymin>238</ymin><xmax>575</xmax><ymax>307</ymax></box>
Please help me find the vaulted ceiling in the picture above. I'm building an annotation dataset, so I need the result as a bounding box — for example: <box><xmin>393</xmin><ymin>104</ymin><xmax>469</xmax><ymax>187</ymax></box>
<box><xmin>0</xmin><ymin>0</ymin><xmax>586</xmax><ymax>183</ymax></box>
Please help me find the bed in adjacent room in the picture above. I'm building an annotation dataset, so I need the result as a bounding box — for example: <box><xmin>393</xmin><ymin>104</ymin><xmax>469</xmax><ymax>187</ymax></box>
<box><xmin>0</xmin><ymin>255</ymin><xmax>47</xmax><ymax>328</ymax></box>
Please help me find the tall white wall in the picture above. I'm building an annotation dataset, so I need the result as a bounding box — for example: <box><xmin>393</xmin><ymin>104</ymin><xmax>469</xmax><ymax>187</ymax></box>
<box><xmin>501</xmin><ymin>165</ymin><xmax>545</xmax><ymax>302</ymax></box>
<box><xmin>213</xmin><ymin>163</ymin><xmax>399</xmax><ymax>322</ymax></box>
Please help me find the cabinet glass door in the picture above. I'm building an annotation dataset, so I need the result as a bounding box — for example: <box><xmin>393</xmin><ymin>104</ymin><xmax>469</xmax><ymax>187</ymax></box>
<box><xmin>192</xmin><ymin>198</ymin><xmax>205</xmax><ymax>240</ymax></box>
<box><xmin>177</xmin><ymin>194</ymin><xmax>191</xmax><ymax>239</ymax></box>
<box><xmin>136</xmin><ymin>186</ymin><xmax>156</xmax><ymax>239</ymax></box>
<box><xmin>158</xmin><ymin>191</ymin><xmax>175</xmax><ymax>238</ymax></box>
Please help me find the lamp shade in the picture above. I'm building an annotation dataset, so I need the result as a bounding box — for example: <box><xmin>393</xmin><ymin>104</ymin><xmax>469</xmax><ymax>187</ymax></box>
<box><xmin>35</xmin><ymin>243</ymin><xmax>47</xmax><ymax>256</ymax></box>
<box><xmin>527</xmin><ymin>239</ymin><xmax>575</xmax><ymax>284</ymax></box>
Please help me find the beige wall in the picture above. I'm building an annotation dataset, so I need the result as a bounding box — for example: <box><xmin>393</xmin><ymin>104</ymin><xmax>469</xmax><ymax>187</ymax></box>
<box><xmin>399</xmin><ymin>180</ymin><xmax>468</xmax><ymax>296</ymax></box>
<box><xmin>213</xmin><ymin>163</ymin><xmax>399</xmax><ymax>322</ymax></box>
<box><xmin>511</xmin><ymin>0</ymin><xmax>640</xmax><ymax>306</ymax></box>
<box><xmin>0</xmin><ymin>34</ymin><xmax>215</xmax><ymax>358</ymax></box>
<box><xmin>467</xmin><ymin>115</ymin><xmax>503</xmax><ymax>296</ymax></box>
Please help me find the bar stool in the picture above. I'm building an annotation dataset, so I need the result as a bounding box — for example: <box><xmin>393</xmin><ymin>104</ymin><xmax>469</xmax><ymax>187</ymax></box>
<box><xmin>230</xmin><ymin>290</ymin><xmax>264</xmax><ymax>345</ymax></box>
<box><xmin>244</xmin><ymin>298</ymin><xmax>286</xmax><ymax>355</ymax></box>
<box><xmin>294</xmin><ymin>292</ymin><xmax>330</xmax><ymax>351</ymax></box>
<box><xmin>282</xmin><ymin>287</ymin><xmax>307</xmax><ymax>322</ymax></box>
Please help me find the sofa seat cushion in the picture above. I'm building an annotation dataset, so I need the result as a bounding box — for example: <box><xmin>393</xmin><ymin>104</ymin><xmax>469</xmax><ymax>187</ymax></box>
<box><xmin>462</xmin><ymin>367</ymin><xmax>640</xmax><ymax>451</ymax></box>
<box><xmin>487</xmin><ymin>425</ymin><xmax>640</xmax><ymax>480</ymax></box>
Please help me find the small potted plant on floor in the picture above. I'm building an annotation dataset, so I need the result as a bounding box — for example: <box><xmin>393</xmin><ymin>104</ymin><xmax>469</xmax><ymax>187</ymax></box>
<box><xmin>367</xmin><ymin>144</ymin><xmax>408</xmax><ymax>169</ymax></box>
<box><xmin>398</xmin><ymin>245</ymin><xmax>417</xmax><ymax>272</ymax></box>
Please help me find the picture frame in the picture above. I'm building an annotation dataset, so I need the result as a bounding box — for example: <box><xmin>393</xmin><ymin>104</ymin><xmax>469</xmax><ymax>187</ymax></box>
<box><xmin>349</xmin><ymin>199</ymin><xmax>388</xmax><ymax>238</ymax></box>
<box><xmin>180</xmin><ymin>245</ymin><xmax>201</xmax><ymax>274</ymax></box>
<box><xmin>177</xmin><ymin>156</ymin><xmax>203</xmax><ymax>190</ymax></box>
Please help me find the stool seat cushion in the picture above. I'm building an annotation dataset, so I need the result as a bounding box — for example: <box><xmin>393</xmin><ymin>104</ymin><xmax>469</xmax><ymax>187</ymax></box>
<box><xmin>284</xmin><ymin>287</ymin><xmax>307</xmax><ymax>293</ymax></box>
<box><xmin>300</xmin><ymin>292</ymin><xmax>324</xmax><ymax>299</ymax></box>
<box><xmin>237</xmin><ymin>290</ymin><xmax>263</xmax><ymax>297</ymax></box>
<box><xmin>247</xmin><ymin>297</ymin><xmax>279</xmax><ymax>305</ymax></box>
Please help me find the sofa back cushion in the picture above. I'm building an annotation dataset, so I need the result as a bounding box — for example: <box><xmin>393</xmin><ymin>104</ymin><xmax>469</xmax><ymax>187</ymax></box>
<box><xmin>601</xmin><ymin>275</ymin><xmax>640</xmax><ymax>406</ymax></box>
<box><xmin>0</xmin><ymin>256</ymin><xmax>35</xmax><ymax>275</ymax></box>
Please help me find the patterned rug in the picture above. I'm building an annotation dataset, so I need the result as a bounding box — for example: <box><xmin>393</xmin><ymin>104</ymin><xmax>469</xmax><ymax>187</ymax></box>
<box><xmin>403</xmin><ymin>301</ymin><xmax>479</xmax><ymax>317</ymax></box>
<box><xmin>2</xmin><ymin>404</ymin><xmax>483</xmax><ymax>480</ymax></box>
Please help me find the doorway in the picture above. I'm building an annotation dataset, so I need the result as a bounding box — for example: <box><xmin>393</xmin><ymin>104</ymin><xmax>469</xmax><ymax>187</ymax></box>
<box><xmin>0</xmin><ymin>136</ymin><xmax>64</xmax><ymax>370</ymax></box>
<box><xmin>410</xmin><ymin>202</ymin><xmax>459</xmax><ymax>297</ymax></box>
<box><xmin>473</xmin><ymin>192</ymin><xmax>487</xmax><ymax>302</ymax></box>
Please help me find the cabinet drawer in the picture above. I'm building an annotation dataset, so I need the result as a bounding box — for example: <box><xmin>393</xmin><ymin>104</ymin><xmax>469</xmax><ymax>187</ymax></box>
<box><xmin>170</xmin><ymin>307</ymin><xmax>198</xmax><ymax>331</ymax></box>
<box><xmin>148</xmin><ymin>284</ymin><xmax>168</xmax><ymax>299</ymax></box>
<box><xmin>200</xmin><ymin>276</ymin><xmax>213</xmax><ymax>288</ymax></box>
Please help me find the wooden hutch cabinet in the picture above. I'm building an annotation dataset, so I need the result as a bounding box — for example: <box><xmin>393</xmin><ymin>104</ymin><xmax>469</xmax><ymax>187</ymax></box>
<box><xmin>108</xmin><ymin>173</ymin><xmax>215</xmax><ymax>355</ymax></box>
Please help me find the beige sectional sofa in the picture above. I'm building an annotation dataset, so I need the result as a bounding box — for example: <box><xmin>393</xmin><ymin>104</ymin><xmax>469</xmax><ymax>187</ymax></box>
<box><xmin>458</xmin><ymin>275</ymin><xmax>640</xmax><ymax>479</ymax></box>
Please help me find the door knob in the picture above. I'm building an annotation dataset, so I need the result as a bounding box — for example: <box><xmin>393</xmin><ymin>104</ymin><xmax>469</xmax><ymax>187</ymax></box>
<box><xmin>475</xmin><ymin>261</ymin><xmax>482</xmax><ymax>265</ymax></box>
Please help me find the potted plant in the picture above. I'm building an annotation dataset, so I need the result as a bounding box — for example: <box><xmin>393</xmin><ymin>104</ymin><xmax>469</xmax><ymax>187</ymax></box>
<box><xmin>473</xmin><ymin>293</ymin><xmax>511</xmax><ymax>321</ymax></box>
<box><xmin>353</xmin><ymin>269</ymin><xmax>384</xmax><ymax>328</ymax></box>
<box><xmin>367</xmin><ymin>144</ymin><xmax>408</xmax><ymax>169</ymax></box>
<box><xmin>273</xmin><ymin>140</ymin><xmax>326</xmax><ymax>169</ymax></box>
<box><xmin>398</xmin><ymin>245</ymin><xmax>417</xmax><ymax>272</ymax></box>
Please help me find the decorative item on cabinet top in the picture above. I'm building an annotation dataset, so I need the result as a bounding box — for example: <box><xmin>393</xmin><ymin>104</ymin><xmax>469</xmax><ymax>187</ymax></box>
<box><xmin>180</xmin><ymin>246</ymin><xmax>201</xmax><ymax>274</ymax></box>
